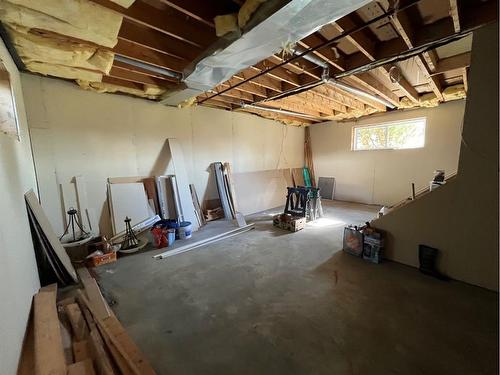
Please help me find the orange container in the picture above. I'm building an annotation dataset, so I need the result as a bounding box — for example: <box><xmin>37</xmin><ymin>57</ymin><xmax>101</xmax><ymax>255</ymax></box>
<box><xmin>87</xmin><ymin>251</ymin><xmax>117</xmax><ymax>267</ymax></box>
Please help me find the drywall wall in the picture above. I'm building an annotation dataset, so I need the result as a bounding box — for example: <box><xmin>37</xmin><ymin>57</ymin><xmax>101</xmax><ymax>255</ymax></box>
<box><xmin>372</xmin><ymin>23</ymin><xmax>498</xmax><ymax>291</ymax></box>
<box><xmin>21</xmin><ymin>75</ymin><xmax>304</xmax><ymax>235</ymax></box>
<box><xmin>309</xmin><ymin>100</ymin><xmax>465</xmax><ymax>205</ymax></box>
<box><xmin>0</xmin><ymin>41</ymin><xmax>39</xmax><ymax>374</ymax></box>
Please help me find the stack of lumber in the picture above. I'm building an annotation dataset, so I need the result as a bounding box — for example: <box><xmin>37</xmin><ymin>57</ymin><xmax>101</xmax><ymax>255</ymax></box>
<box><xmin>18</xmin><ymin>268</ymin><xmax>156</xmax><ymax>375</ymax></box>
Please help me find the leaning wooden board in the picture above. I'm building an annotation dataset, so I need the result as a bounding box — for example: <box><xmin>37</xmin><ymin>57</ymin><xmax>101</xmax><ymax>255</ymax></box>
<box><xmin>76</xmin><ymin>268</ymin><xmax>112</xmax><ymax>320</ymax></box>
<box><xmin>34</xmin><ymin>284</ymin><xmax>67</xmax><ymax>375</ymax></box>
<box><xmin>25</xmin><ymin>189</ymin><xmax>78</xmax><ymax>282</ymax></box>
<box><xmin>78</xmin><ymin>288</ymin><xmax>156</xmax><ymax>375</ymax></box>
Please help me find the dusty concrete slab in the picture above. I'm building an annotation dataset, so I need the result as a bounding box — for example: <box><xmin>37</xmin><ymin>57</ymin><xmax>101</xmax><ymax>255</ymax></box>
<box><xmin>94</xmin><ymin>201</ymin><xmax>498</xmax><ymax>375</ymax></box>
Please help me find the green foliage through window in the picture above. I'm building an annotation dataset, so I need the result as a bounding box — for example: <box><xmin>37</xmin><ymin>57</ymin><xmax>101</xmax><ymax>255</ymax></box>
<box><xmin>353</xmin><ymin>118</ymin><xmax>425</xmax><ymax>150</ymax></box>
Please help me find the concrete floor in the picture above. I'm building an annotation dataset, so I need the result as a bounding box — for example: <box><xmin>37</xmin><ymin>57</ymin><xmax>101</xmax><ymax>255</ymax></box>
<box><xmin>95</xmin><ymin>201</ymin><xmax>498</xmax><ymax>375</ymax></box>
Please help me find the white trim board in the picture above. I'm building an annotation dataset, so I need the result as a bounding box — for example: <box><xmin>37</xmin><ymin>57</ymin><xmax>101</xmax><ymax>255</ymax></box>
<box><xmin>167</xmin><ymin>139</ymin><xmax>199</xmax><ymax>230</ymax></box>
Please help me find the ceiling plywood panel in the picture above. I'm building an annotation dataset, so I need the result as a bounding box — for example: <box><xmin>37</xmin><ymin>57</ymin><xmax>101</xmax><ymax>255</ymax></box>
<box><xmin>435</xmin><ymin>35</ymin><xmax>473</xmax><ymax>59</ymax></box>
<box><xmin>417</xmin><ymin>0</ymin><xmax>450</xmax><ymax>24</ymax></box>
<box><xmin>356</xmin><ymin>2</ymin><xmax>398</xmax><ymax>41</ymax></box>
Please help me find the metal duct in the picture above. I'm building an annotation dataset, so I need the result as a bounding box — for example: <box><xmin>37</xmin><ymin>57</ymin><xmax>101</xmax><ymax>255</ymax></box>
<box><xmin>324</xmin><ymin>78</ymin><xmax>396</xmax><ymax>109</ymax></box>
<box><xmin>292</xmin><ymin>45</ymin><xmax>328</xmax><ymax>69</ymax></box>
<box><xmin>114</xmin><ymin>55</ymin><xmax>182</xmax><ymax>80</ymax></box>
<box><xmin>242</xmin><ymin>103</ymin><xmax>321</xmax><ymax>121</ymax></box>
<box><xmin>161</xmin><ymin>0</ymin><xmax>370</xmax><ymax>106</ymax></box>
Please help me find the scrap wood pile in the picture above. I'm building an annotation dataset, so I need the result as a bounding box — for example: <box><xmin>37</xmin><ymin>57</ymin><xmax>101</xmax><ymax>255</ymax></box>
<box><xmin>18</xmin><ymin>267</ymin><xmax>156</xmax><ymax>375</ymax></box>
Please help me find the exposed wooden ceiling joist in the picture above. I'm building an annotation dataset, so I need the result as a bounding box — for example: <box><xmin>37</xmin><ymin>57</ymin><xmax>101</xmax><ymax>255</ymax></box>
<box><xmin>118</xmin><ymin>19</ymin><xmax>202</xmax><ymax>61</ymax></box>
<box><xmin>90</xmin><ymin>0</ymin><xmax>217</xmax><ymax>47</ymax></box>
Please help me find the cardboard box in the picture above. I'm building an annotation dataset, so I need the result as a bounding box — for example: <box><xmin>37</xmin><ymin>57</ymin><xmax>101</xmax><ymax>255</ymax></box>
<box><xmin>87</xmin><ymin>251</ymin><xmax>117</xmax><ymax>267</ymax></box>
<box><xmin>273</xmin><ymin>214</ymin><xmax>306</xmax><ymax>232</ymax></box>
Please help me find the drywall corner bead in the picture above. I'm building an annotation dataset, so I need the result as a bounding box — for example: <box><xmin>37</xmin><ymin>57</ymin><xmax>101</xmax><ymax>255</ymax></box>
<box><xmin>26</xmin><ymin>61</ymin><xmax>103</xmax><ymax>82</ymax></box>
<box><xmin>0</xmin><ymin>0</ymin><xmax>122</xmax><ymax>48</ymax></box>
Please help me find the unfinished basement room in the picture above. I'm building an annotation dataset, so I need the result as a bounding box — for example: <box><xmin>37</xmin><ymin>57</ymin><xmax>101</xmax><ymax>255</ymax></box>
<box><xmin>0</xmin><ymin>0</ymin><xmax>498</xmax><ymax>374</ymax></box>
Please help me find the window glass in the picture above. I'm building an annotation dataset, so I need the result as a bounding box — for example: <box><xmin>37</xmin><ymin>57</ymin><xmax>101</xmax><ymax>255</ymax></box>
<box><xmin>0</xmin><ymin>61</ymin><xmax>19</xmax><ymax>138</ymax></box>
<box><xmin>353</xmin><ymin>118</ymin><xmax>426</xmax><ymax>150</ymax></box>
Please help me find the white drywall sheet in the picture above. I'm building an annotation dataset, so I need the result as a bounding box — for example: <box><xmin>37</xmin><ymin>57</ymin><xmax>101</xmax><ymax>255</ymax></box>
<box><xmin>167</xmin><ymin>139</ymin><xmax>199</xmax><ymax>230</ymax></box>
<box><xmin>233</xmin><ymin>169</ymin><xmax>289</xmax><ymax>215</ymax></box>
<box><xmin>108</xmin><ymin>182</ymin><xmax>153</xmax><ymax>234</ymax></box>
<box><xmin>22</xmin><ymin>75</ymin><xmax>305</xmax><ymax>236</ymax></box>
<box><xmin>0</xmin><ymin>36</ymin><xmax>39</xmax><ymax>375</ymax></box>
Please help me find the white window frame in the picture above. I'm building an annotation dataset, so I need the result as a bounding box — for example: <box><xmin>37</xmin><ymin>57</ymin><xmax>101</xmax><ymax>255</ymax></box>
<box><xmin>0</xmin><ymin>60</ymin><xmax>20</xmax><ymax>140</ymax></box>
<box><xmin>352</xmin><ymin>117</ymin><xmax>426</xmax><ymax>151</ymax></box>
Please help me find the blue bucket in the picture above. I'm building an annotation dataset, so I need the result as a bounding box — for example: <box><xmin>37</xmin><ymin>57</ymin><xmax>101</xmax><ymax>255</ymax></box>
<box><xmin>179</xmin><ymin>221</ymin><xmax>192</xmax><ymax>239</ymax></box>
<box><xmin>167</xmin><ymin>229</ymin><xmax>176</xmax><ymax>246</ymax></box>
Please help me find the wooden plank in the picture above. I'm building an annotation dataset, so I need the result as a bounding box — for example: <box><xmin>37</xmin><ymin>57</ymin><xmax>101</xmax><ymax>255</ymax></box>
<box><xmin>333</xmin><ymin>14</ymin><xmax>417</xmax><ymax>105</ymax></box>
<box><xmin>390</xmin><ymin>10</ymin><xmax>444</xmax><ymax>100</ymax></box>
<box><xmin>73</xmin><ymin>340</ymin><xmax>91</xmax><ymax>362</ymax></box>
<box><xmin>292</xmin><ymin>168</ymin><xmax>305</xmax><ymax>187</ymax></box>
<box><xmin>157</xmin><ymin>0</ymin><xmax>237</xmax><ymax>27</ymax></box>
<box><xmin>450</xmin><ymin>0</ymin><xmax>461</xmax><ymax>32</ymax></box>
<box><xmin>34</xmin><ymin>284</ymin><xmax>67</xmax><ymax>375</ymax></box>
<box><xmin>77</xmin><ymin>268</ymin><xmax>112</xmax><ymax>321</ymax></box>
<box><xmin>432</xmin><ymin>52</ymin><xmax>471</xmax><ymax>75</ymax></box>
<box><xmin>65</xmin><ymin>303</ymin><xmax>90</xmax><ymax>341</ymax></box>
<box><xmin>380</xmin><ymin>65</ymin><xmax>419</xmax><ymax>103</ymax></box>
<box><xmin>98</xmin><ymin>316</ymin><xmax>156</xmax><ymax>375</ymax></box>
<box><xmin>17</xmin><ymin>308</ymin><xmax>35</xmax><ymax>375</ymax></box>
<box><xmin>97</xmin><ymin>326</ymin><xmax>135</xmax><ymax>375</ymax></box>
<box><xmin>88</xmin><ymin>329</ymin><xmax>116</xmax><ymax>375</ymax></box>
<box><xmin>25</xmin><ymin>190</ymin><xmax>78</xmax><ymax>282</ymax></box>
<box><xmin>67</xmin><ymin>359</ymin><xmax>96</xmax><ymax>375</ymax></box>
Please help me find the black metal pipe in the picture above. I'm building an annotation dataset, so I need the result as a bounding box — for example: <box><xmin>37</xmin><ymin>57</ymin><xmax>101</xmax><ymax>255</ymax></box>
<box><xmin>199</xmin><ymin>0</ymin><xmax>421</xmax><ymax>104</ymax></box>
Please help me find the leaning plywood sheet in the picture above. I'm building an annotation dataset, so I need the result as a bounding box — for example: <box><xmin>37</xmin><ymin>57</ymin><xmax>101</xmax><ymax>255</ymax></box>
<box><xmin>292</xmin><ymin>167</ymin><xmax>305</xmax><ymax>187</ymax></box>
<box><xmin>168</xmin><ymin>139</ymin><xmax>199</xmax><ymax>230</ymax></box>
<box><xmin>34</xmin><ymin>284</ymin><xmax>67</xmax><ymax>375</ymax></box>
<box><xmin>0</xmin><ymin>0</ymin><xmax>122</xmax><ymax>48</ymax></box>
<box><xmin>233</xmin><ymin>169</ymin><xmax>288</xmax><ymax>215</ymax></box>
<box><xmin>108</xmin><ymin>182</ymin><xmax>153</xmax><ymax>235</ymax></box>
<box><xmin>25</xmin><ymin>189</ymin><xmax>78</xmax><ymax>282</ymax></box>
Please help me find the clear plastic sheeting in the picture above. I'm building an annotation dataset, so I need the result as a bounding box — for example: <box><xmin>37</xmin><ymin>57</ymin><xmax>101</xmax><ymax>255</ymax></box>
<box><xmin>174</xmin><ymin>0</ymin><xmax>369</xmax><ymax>105</ymax></box>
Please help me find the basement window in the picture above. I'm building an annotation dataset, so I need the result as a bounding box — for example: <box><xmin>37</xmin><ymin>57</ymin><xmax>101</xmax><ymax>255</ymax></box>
<box><xmin>0</xmin><ymin>60</ymin><xmax>19</xmax><ymax>138</ymax></box>
<box><xmin>352</xmin><ymin>118</ymin><xmax>426</xmax><ymax>151</ymax></box>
